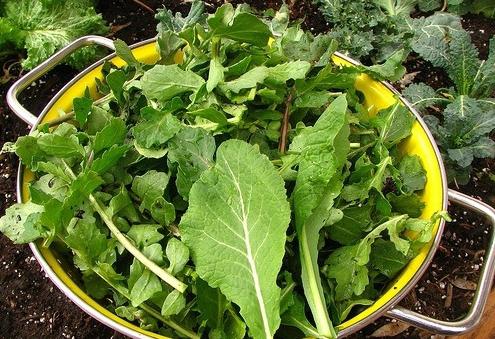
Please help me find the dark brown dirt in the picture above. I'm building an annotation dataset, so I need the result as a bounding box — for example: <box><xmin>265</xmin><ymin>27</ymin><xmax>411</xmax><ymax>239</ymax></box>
<box><xmin>0</xmin><ymin>1</ymin><xmax>494</xmax><ymax>339</ymax></box>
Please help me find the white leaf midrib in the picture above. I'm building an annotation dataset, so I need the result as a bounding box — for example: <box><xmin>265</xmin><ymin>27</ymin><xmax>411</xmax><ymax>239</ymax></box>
<box><xmin>224</xmin><ymin>158</ymin><xmax>272</xmax><ymax>339</ymax></box>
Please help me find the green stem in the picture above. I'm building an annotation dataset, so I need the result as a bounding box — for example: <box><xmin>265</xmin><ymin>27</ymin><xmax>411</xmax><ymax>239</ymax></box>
<box><xmin>62</xmin><ymin>161</ymin><xmax>188</xmax><ymax>293</ymax></box>
<box><xmin>140</xmin><ymin>304</ymin><xmax>200</xmax><ymax>339</ymax></box>
<box><xmin>54</xmin><ymin>234</ymin><xmax>198</xmax><ymax>339</ymax></box>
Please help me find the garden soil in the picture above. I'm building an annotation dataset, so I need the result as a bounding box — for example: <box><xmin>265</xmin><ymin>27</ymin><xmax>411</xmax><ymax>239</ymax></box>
<box><xmin>0</xmin><ymin>1</ymin><xmax>494</xmax><ymax>338</ymax></box>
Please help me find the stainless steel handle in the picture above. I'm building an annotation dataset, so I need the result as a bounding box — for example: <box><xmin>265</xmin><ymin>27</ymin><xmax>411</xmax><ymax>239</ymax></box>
<box><xmin>387</xmin><ymin>189</ymin><xmax>495</xmax><ymax>335</ymax></box>
<box><xmin>6</xmin><ymin>35</ymin><xmax>115</xmax><ymax>126</ymax></box>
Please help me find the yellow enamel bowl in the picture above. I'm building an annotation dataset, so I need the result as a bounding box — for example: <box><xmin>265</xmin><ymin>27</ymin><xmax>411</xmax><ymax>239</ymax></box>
<box><xmin>16</xmin><ymin>38</ymin><xmax>448</xmax><ymax>338</ymax></box>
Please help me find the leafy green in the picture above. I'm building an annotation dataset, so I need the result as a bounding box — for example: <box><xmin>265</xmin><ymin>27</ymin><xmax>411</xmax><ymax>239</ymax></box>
<box><xmin>180</xmin><ymin>140</ymin><xmax>291</xmax><ymax>339</ymax></box>
<box><xmin>291</xmin><ymin>94</ymin><xmax>349</xmax><ymax>337</ymax></box>
<box><xmin>0</xmin><ymin>0</ymin><xmax>108</xmax><ymax>69</ymax></box>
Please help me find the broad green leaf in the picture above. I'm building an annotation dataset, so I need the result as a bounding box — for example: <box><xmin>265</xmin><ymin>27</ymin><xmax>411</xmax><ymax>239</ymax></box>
<box><xmin>207</xmin><ymin>52</ymin><xmax>224</xmax><ymax>92</ymax></box>
<box><xmin>132</xmin><ymin>106</ymin><xmax>182</xmax><ymax>148</ymax></box>
<box><xmin>141</xmin><ymin>64</ymin><xmax>205</xmax><ymax>102</ymax></box>
<box><xmin>0</xmin><ymin>203</ymin><xmax>44</xmax><ymax>244</ymax></box>
<box><xmin>5</xmin><ymin>136</ymin><xmax>46</xmax><ymax>170</ymax></box>
<box><xmin>281</xmin><ymin>294</ymin><xmax>320</xmax><ymax>338</ymax></box>
<box><xmin>370</xmin><ymin>239</ymin><xmax>409</xmax><ymax>278</ymax></box>
<box><xmin>131</xmin><ymin>170</ymin><xmax>170</xmax><ymax>212</ymax></box>
<box><xmin>90</xmin><ymin>144</ymin><xmax>129</xmax><ymax>174</ymax></box>
<box><xmin>106</xmin><ymin>70</ymin><xmax>127</xmax><ymax>104</ymax></box>
<box><xmin>66</xmin><ymin>219</ymin><xmax>108</xmax><ymax>269</ymax></box>
<box><xmin>388</xmin><ymin>193</ymin><xmax>425</xmax><ymax>218</ymax></box>
<box><xmin>93</xmin><ymin>118</ymin><xmax>127</xmax><ymax>153</ymax></box>
<box><xmin>291</xmin><ymin>94</ymin><xmax>349</xmax><ymax>337</ymax></box>
<box><xmin>373</xmin><ymin>103</ymin><xmax>415</xmax><ymax>147</ymax></box>
<box><xmin>168</xmin><ymin>127</ymin><xmax>216</xmax><ymax>199</ymax></box>
<box><xmin>196</xmin><ymin>279</ymin><xmax>228</xmax><ymax>329</ymax></box>
<box><xmin>150</xmin><ymin>197</ymin><xmax>176</xmax><ymax>226</ymax></box>
<box><xmin>281</xmin><ymin>32</ymin><xmax>337</xmax><ymax>65</ymax></box>
<box><xmin>143</xmin><ymin>243</ymin><xmax>164</xmax><ymax>265</ymax></box>
<box><xmin>68</xmin><ymin>171</ymin><xmax>104</xmax><ymax>203</ymax></box>
<box><xmin>161</xmin><ymin>290</ymin><xmax>186</xmax><ymax>316</ymax></box>
<box><xmin>166</xmin><ymin>238</ymin><xmax>190</xmax><ymax>275</ymax></box>
<box><xmin>114</xmin><ymin>39</ymin><xmax>141</xmax><ymax>69</ymax></box>
<box><xmin>180</xmin><ymin>139</ymin><xmax>290</xmax><ymax>339</ymax></box>
<box><xmin>73</xmin><ymin>96</ymin><xmax>92</xmax><ymax>125</ymax></box>
<box><xmin>326</xmin><ymin>215</ymin><xmax>408</xmax><ymax>300</ymax></box>
<box><xmin>337</xmin><ymin>299</ymin><xmax>374</xmax><ymax>323</ymax></box>
<box><xmin>108</xmin><ymin>186</ymin><xmax>140</xmax><ymax>223</ymax></box>
<box><xmin>220</xmin><ymin>61</ymin><xmax>311</xmax><ymax>93</ymax></box>
<box><xmin>188</xmin><ymin>107</ymin><xmax>228</xmax><ymax>125</ymax></box>
<box><xmin>208</xmin><ymin>4</ymin><xmax>272</xmax><ymax>47</ymax></box>
<box><xmin>328</xmin><ymin>206</ymin><xmax>371</xmax><ymax>245</ymax></box>
<box><xmin>130</xmin><ymin>269</ymin><xmax>162</xmax><ymax>306</ymax></box>
<box><xmin>224</xmin><ymin>309</ymin><xmax>247</xmax><ymax>339</ymax></box>
<box><xmin>157</xmin><ymin>30</ymin><xmax>185</xmax><ymax>64</ymax></box>
<box><xmin>399</xmin><ymin>155</ymin><xmax>426</xmax><ymax>193</ymax></box>
<box><xmin>325</xmin><ymin>245</ymin><xmax>369</xmax><ymax>301</ymax></box>
<box><xmin>359</xmin><ymin>49</ymin><xmax>406</xmax><ymax>81</ymax></box>
<box><xmin>127</xmin><ymin>224</ymin><xmax>164</xmax><ymax>248</ymax></box>
<box><xmin>37</xmin><ymin>134</ymin><xmax>84</xmax><ymax>158</ymax></box>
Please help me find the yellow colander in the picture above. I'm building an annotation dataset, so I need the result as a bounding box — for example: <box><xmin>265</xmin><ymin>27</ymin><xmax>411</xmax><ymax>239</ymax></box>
<box><xmin>6</xmin><ymin>36</ymin><xmax>495</xmax><ymax>338</ymax></box>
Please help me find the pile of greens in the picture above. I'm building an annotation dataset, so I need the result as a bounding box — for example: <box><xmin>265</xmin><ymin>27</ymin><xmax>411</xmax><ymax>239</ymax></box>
<box><xmin>0</xmin><ymin>3</ymin><xmax>446</xmax><ymax>338</ymax></box>
<box><xmin>0</xmin><ymin>0</ymin><xmax>108</xmax><ymax>70</ymax></box>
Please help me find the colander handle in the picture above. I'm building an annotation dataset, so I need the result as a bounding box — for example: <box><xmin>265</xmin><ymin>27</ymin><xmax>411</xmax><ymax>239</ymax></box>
<box><xmin>6</xmin><ymin>35</ymin><xmax>115</xmax><ymax>126</ymax></box>
<box><xmin>386</xmin><ymin>189</ymin><xmax>495</xmax><ymax>335</ymax></box>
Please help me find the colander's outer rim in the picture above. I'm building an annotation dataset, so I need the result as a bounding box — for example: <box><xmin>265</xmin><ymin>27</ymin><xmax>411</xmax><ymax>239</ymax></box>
<box><xmin>16</xmin><ymin>37</ymin><xmax>449</xmax><ymax>338</ymax></box>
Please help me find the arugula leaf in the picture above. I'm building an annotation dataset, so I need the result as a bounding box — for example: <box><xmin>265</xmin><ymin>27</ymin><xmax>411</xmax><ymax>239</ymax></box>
<box><xmin>196</xmin><ymin>278</ymin><xmax>228</xmax><ymax>329</ymax></box>
<box><xmin>168</xmin><ymin>127</ymin><xmax>215</xmax><ymax>200</ymax></box>
<box><xmin>73</xmin><ymin>96</ymin><xmax>92</xmax><ymax>126</ymax></box>
<box><xmin>166</xmin><ymin>238</ymin><xmax>190</xmax><ymax>275</ymax></box>
<box><xmin>130</xmin><ymin>269</ymin><xmax>162</xmax><ymax>307</ymax></box>
<box><xmin>327</xmin><ymin>206</ymin><xmax>371</xmax><ymax>245</ymax></box>
<box><xmin>66</xmin><ymin>219</ymin><xmax>108</xmax><ymax>269</ymax></box>
<box><xmin>180</xmin><ymin>139</ymin><xmax>290</xmax><ymax>338</ymax></box>
<box><xmin>281</xmin><ymin>294</ymin><xmax>320</xmax><ymax>338</ymax></box>
<box><xmin>373</xmin><ymin>103</ymin><xmax>415</xmax><ymax>147</ymax></box>
<box><xmin>161</xmin><ymin>290</ymin><xmax>186</xmax><ymax>316</ymax></box>
<box><xmin>142</xmin><ymin>64</ymin><xmax>205</xmax><ymax>102</ymax></box>
<box><xmin>0</xmin><ymin>203</ymin><xmax>45</xmax><ymax>244</ymax></box>
<box><xmin>291</xmin><ymin>94</ymin><xmax>349</xmax><ymax>338</ymax></box>
<box><xmin>156</xmin><ymin>0</ymin><xmax>206</xmax><ymax>33</ymax></box>
<box><xmin>37</xmin><ymin>134</ymin><xmax>84</xmax><ymax>158</ymax></box>
<box><xmin>370</xmin><ymin>239</ymin><xmax>409</xmax><ymax>278</ymax></box>
<box><xmin>132</xmin><ymin>106</ymin><xmax>182</xmax><ymax>149</ymax></box>
<box><xmin>399</xmin><ymin>155</ymin><xmax>426</xmax><ymax>193</ymax></box>
<box><xmin>208</xmin><ymin>4</ymin><xmax>272</xmax><ymax>47</ymax></box>
<box><xmin>93</xmin><ymin>118</ymin><xmax>127</xmax><ymax>153</ymax></box>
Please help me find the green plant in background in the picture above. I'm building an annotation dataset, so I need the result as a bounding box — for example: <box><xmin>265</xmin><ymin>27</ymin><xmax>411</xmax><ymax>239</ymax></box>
<box><xmin>311</xmin><ymin>0</ymin><xmax>414</xmax><ymax>62</ymax></box>
<box><xmin>419</xmin><ymin>0</ymin><xmax>495</xmax><ymax>17</ymax></box>
<box><xmin>403</xmin><ymin>30</ymin><xmax>495</xmax><ymax>183</ymax></box>
<box><xmin>311</xmin><ymin>0</ymin><xmax>465</xmax><ymax>64</ymax></box>
<box><xmin>0</xmin><ymin>0</ymin><xmax>108</xmax><ymax>70</ymax></box>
